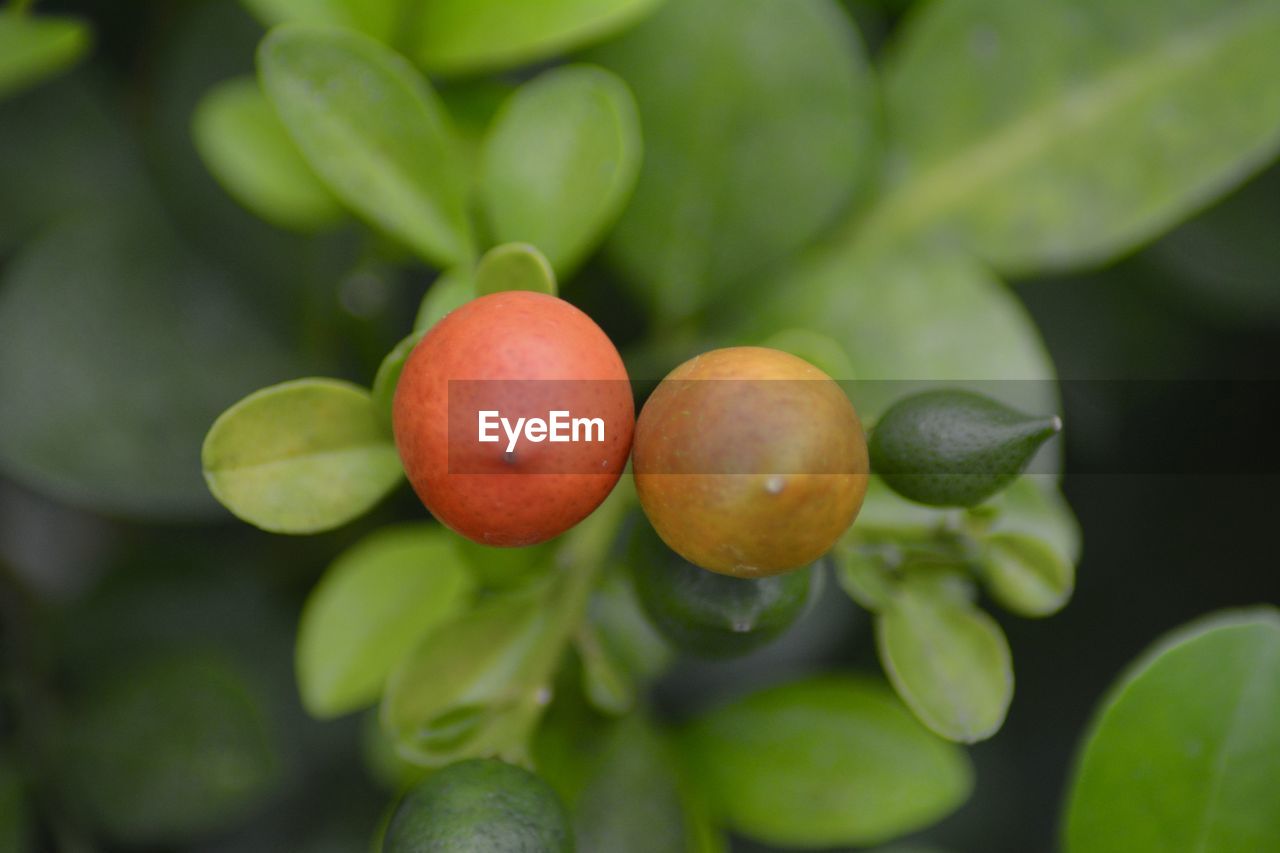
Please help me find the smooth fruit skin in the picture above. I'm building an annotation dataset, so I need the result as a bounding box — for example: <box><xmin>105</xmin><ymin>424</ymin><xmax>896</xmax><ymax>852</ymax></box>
<box><xmin>393</xmin><ymin>291</ymin><xmax>633</xmax><ymax>547</ymax></box>
<box><xmin>633</xmin><ymin>346</ymin><xmax>868</xmax><ymax>577</ymax></box>
<box><xmin>383</xmin><ymin>758</ymin><xmax>571</xmax><ymax>852</ymax></box>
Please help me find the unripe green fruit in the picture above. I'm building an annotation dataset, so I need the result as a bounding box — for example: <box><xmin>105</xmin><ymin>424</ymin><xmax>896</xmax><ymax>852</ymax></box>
<box><xmin>382</xmin><ymin>759</ymin><xmax>571</xmax><ymax>853</ymax></box>
<box><xmin>628</xmin><ymin>519</ymin><xmax>814</xmax><ymax>657</ymax></box>
<box><xmin>869</xmin><ymin>389</ymin><xmax>1061</xmax><ymax>507</ymax></box>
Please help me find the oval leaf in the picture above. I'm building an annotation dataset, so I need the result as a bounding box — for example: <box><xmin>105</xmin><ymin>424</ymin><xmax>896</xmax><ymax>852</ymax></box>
<box><xmin>241</xmin><ymin>0</ymin><xmax>399</xmax><ymax>42</ymax></box>
<box><xmin>981</xmin><ymin>531</ymin><xmax>1074</xmax><ymax>617</ymax></box>
<box><xmin>371</xmin><ymin>330</ymin><xmax>425</xmax><ymax>429</ymax></box>
<box><xmin>296</xmin><ymin>524</ymin><xmax>475</xmax><ymax>718</ymax></box>
<box><xmin>414</xmin><ymin>267</ymin><xmax>476</xmax><ymax>332</ymax></box>
<box><xmin>1066</xmin><ymin>608</ymin><xmax>1280</xmax><ymax>853</ymax></box>
<box><xmin>589</xmin><ymin>0</ymin><xmax>876</xmax><ymax>320</ymax></box>
<box><xmin>192</xmin><ymin>77</ymin><xmax>343</xmax><ymax>232</ymax></box>
<box><xmin>258</xmin><ymin>25</ymin><xmax>472</xmax><ymax>267</ymax></box>
<box><xmin>0</xmin><ymin>14</ymin><xmax>90</xmax><ymax>100</ymax></box>
<box><xmin>870</xmin><ymin>0</ymin><xmax>1280</xmax><ymax>273</ymax></box>
<box><xmin>413</xmin><ymin>0</ymin><xmax>664</xmax><ymax>75</ymax></box>
<box><xmin>474</xmin><ymin>242</ymin><xmax>558</xmax><ymax>297</ymax></box>
<box><xmin>479</xmin><ymin>65</ymin><xmax>641</xmax><ymax>277</ymax></box>
<box><xmin>202</xmin><ymin>378</ymin><xmax>403</xmax><ymax>533</ymax></box>
<box><xmin>876</xmin><ymin>575</ymin><xmax>1013</xmax><ymax>742</ymax></box>
<box><xmin>678</xmin><ymin>675</ymin><xmax>972</xmax><ymax>847</ymax></box>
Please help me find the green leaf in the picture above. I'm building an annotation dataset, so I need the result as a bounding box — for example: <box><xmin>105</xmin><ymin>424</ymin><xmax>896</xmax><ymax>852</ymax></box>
<box><xmin>866</xmin><ymin>0</ymin><xmax>1280</xmax><ymax>273</ymax></box>
<box><xmin>240</xmin><ymin>0</ymin><xmax>399</xmax><ymax>42</ymax></box>
<box><xmin>0</xmin><ymin>14</ymin><xmax>90</xmax><ymax>100</ymax></box>
<box><xmin>876</xmin><ymin>574</ymin><xmax>1013</xmax><ymax>743</ymax></box>
<box><xmin>371</xmin><ymin>330</ymin><xmax>424</xmax><ymax>429</ymax></box>
<box><xmin>980</xmin><ymin>532</ymin><xmax>1074</xmax><ymax>617</ymax></box>
<box><xmin>202</xmin><ymin>378</ymin><xmax>404</xmax><ymax>534</ymax></box>
<box><xmin>296</xmin><ymin>524</ymin><xmax>476</xmax><ymax>718</ymax></box>
<box><xmin>381</xmin><ymin>581</ymin><xmax>562</xmax><ymax>767</ymax></box>
<box><xmin>192</xmin><ymin>76</ymin><xmax>343</xmax><ymax>232</ymax></box>
<box><xmin>474</xmin><ymin>243</ymin><xmax>558</xmax><ymax>297</ymax></box>
<box><xmin>590</xmin><ymin>0</ymin><xmax>877</xmax><ymax>320</ymax></box>
<box><xmin>414</xmin><ymin>267</ymin><xmax>475</xmax><ymax>332</ymax></box>
<box><xmin>259</xmin><ymin>24</ymin><xmax>472</xmax><ymax>267</ymax></box>
<box><xmin>479</xmin><ymin>65</ymin><xmax>641</xmax><ymax>277</ymax></box>
<box><xmin>0</xmin><ymin>213</ymin><xmax>298</xmax><ymax>517</ymax></box>
<box><xmin>678</xmin><ymin>675</ymin><xmax>972</xmax><ymax>847</ymax></box>
<box><xmin>0</xmin><ymin>753</ymin><xmax>31</xmax><ymax>853</ymax></box>
<box><xmin>980</xmin><ymin>475</ymin><xmax>1081</xmax><ymax>564</ymax></box>
<box><xmin>1065</xmin><ymin>608</ymin><xmax>1280</xmax><ymax>853</ymax></box>
<box><xmin>576</xmin><ymin>561</ymin><xmax>673</xmax><ymax>715</ymax></box>
<box><xmin>61</xmin><ymin>652</ymin><xmax>281</xmax><ymax>844</ymax></box>
<box><xmin>413</xmin><ymin>0</ymin><xmax>664</xmax><ymax>75</ymax></box>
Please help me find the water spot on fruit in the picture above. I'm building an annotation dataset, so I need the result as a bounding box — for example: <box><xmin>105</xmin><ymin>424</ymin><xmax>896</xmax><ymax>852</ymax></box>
<box><xmin>765</xmin><ymin>475</ymin><xmax>786</xmax><ymax>495</ymax></box>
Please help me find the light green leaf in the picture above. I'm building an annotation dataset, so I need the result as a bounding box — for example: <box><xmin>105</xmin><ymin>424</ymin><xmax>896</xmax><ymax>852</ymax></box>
<box><xmin>758</xmin><ymin>328</ymin><xmax>858</xmax><ymax>381</ymax></box>
<box><xmin>0</xmin><ymin>14</ymin><xmax>90</xmax><ymax>100</ymax></box>
<box><xmin>259</xmin><ymin>24</ymin><xmax>472</xmax><ymax>267</ymax></box>
<box><xmin>981</xmin><ymin>532</ymin><xmax>1074</xmax><ymax>618</ymax></box>
<box><xmin>474</xmin><ymin>243</ymin><xmax>558</xmax><ymax>296</ymax></box>
<box><xmin>590</xmin><ymin>0</ymin><xmax>876</xmax><ymax>320</ymax></box>
<box><xmin>414</xmin><ymin>267</ymin><xmax>475</xmax><ymax>332</ymax></box>
<box><xmin>202</xmin><ymin>378</ymin><xmax>404</xmax><ymax>534</ymax></box>
<box><xmin>876</xmin><ymin>575</ymin><xmax>1013</xmax><ymax>743</ymax></box>
<box><xmin>371</xmin><ymin>330</ymin><xmax>424</xmax><ymax>429</ymax></box>
<box><xmin>867</xmin><ymin>0</ymin><xmax>1280</xmax><ymax>273</ymax></box>
<box><xmin>413</xmin><ymin>0</ymin><xmax>664</xmax><ymax>75</ymax></box>
<box><xmin>576</xmin><ymin>563</ymin><xmax>673</xmax><ymax>715</ymax></box>
<box><xmin>980</xmin><ymin>476</ymin><xmax>1081</xmax><ymax>564</ymax></box>
<box><xmin>240</xmin><ymin>0</ymin><xmax>398</xmax><ymax>42</ymax></box>
<box><xmin>1066</xmin><ymin>608</ymin><xmax>1280</xmax><ymax>853</ymax></box>
<box><xmin>296</xmin><ymin>524</ymin><xmax>476</xmax><ymax>718</ymax></box>
<box><xmin>61</xmin><ymin>653</ymin><xmax>281</xmax><ymax>844</ymax></box>
<box><xmin>679</xmin><ymin>675</ymin><xmax>972</xmax><ymax>847</ymax></box>
<box><xmin>479</xmin><ymin>65</ymin><xmax>641</xmax><ymax>277</ymax></box>
<box><xmin>192</xmin><ymin>77</ymin><xmax>344</xmax><ymax>232</ymax></box>
<box><xmin>0</xmin><ymin>213</ymin><xmax>298</xmax><ymax>517</ymax></box>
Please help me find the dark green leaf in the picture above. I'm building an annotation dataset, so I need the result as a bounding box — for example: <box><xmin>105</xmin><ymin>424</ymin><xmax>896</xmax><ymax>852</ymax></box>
<box><xmin>296</xmin><ymin>524</ymin><xmax>476</xmax><ymax>718</ymax></box>
<box><xmin>474</xmin><ymin>243</ymin><xmax>558</xmax><ymax>297</ymax></box>
<box><xmin>1065</xmin><ymin>608</ymin><xmax>1280</xmax><ymax>853</ymax></box>
<box><xmin>590</xmin><ymin>0</ymin><xmax>876</xmax><ymax>320</ymax></box>
<box><xmin>192</xmin><ymin>76</ymin><xmax>344</xmax><ymax>232</ymax></box>
<box><xmin>259</xmin><ymin>24</ymin><xmax>472</xmax><ymax>267</ymax></box>
<box><xmin>679</xmin><ymin>674</ymin><xmax>971</xmax><ymax>847</ymax></box>
<box><xmin>202</xmin><ymin>378</ymin><xmax>403</xmax><ymax>533</ymax></box>
<box><xmin>479</xmin><ymin>65</ymin><xmax>641</xmax><ymax>277</ymax></box>
<box><xmin>0</xmin><ymin>14</ymin><xmax>90</xmax><ymax>100</ymax></box>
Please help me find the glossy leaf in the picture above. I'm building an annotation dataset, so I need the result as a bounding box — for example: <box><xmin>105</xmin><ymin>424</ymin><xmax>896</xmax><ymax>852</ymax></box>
<box><xmin>259</xmin><ymin>25</ymin><xmax>472</xmax><ymax>267</ymax></box>
<box><xmin>981</xmin><ymin>532</ymin><xmax>1074</xmax><ymax>617</ymax></box>
<box><xmin>0</xmin><ymin>213</ymin><xmax>297</xmax><ymax>517</ymax></box>
<box><xmin>240</xmin><ymin>0</ymin><xmax>398</xmax><ymax>41</ymax></box>
<box><xmin>61</xmin><ymin>653</ymin><xmax>280</xmax><ymax>844</ymax></box>
<box><xmin>192</xmin><ymin>76</ymin><xmax>343</xmax><ymax>232</ymax></box>
<box><xmin>876</xmin><ymin>575</ymin><xmax>1013</xmax><ymax>742</ymax></box>
<box><xmin>474</xmin><ymin>243</ymin><xmax>558</xmax><ymax>297</ymax></box>
<box><xmin>202</xmin><ymin>378</ymin><xmax>403</xmax><ymax>533</ymax></box>
<box><xmin>590</xmin><ymin>0</ymin><xmax>876</xmax><ymax>320</ymax></box>
<box><xmin>868</xmin><ymin>0</ymin><xmax>1280</xmax><ymax>273</ymax></box>
<box><xmin>296</xmin><ymin>524</ymin><xmax>475</xmax><ymax>718</ymax></box>
<box><xmin>414</xmin><ymin>267</ymin><xmax>475</xmax><ymax>332</ymax></box>
<box><xmin>679</xmin><ymin>675</ymin><xmax>972</xmax><ymax>847</ymax></box>
<box><xmin>1066</xmin><ymin>608</ymin><xmax>1280</xmax><ymax>853</ymax></box>
<box><xmin>0</xmin><ymin>14</ymin><xmax>90</xmax><ymax>100</ymax></box>
<box><xmin>413</xmin><ymin>0</ymin><xmax>664</xmax><ymax>75</ymax></box>
<box><xmin>479</xmin><ymin>65</ymin><xmax>641</xmax><ymax>276</ymax></box>
<box><xmin>371</xmin><ymin>330</ymin><xmax>424</xmax><ymax>429</ymax></box>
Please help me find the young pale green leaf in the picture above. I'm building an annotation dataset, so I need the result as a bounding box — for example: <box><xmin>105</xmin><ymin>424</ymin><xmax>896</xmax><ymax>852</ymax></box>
<box><xmin>589</xmin><ymin>0</ymin><xmax>876</xmax><ymax>320</ymax></box>
<box><xmin>61</xmin><ymin>653</ymin><xmax>280</xmax><ymax>844</ymax></box>
<box><xmin>241</xmin><ymin>0</ymin><xmax>398</xmax><ymax>42</ymax></box>
<box><xmin>979</xmin><ymin>476</ymin><xmax>1081</xmax><ymax>565</ymax></box>
<box><xmin>876</xmin><ymin>575</ymin><xmax>1013</xmax><ymax>743</ymax></box>
<box><xmin>413</xmin><ymin>0</ymin><xmax>664</xmax><ymax>75</ymax></box>
<box><xmin>371</xmin><ymin>330</ymin><xmax>425</xmax><ymax>429</ymax></box>
<box><xmin>868</xmin><ymin>0</ymin><xmax>1280</xmax><ymax>274</ymax></box>
<box><xmin>414</xmin><ymin>267</ymin><xmax>476</xmax><ymax>332</ymax></box>
<box><xmin>258</xmin><ymin>25</ymin><xmax>472</xmax><ymax>267</ymax></box>
<box><xmin>202</xmin><ymin>378</ymin><xmax>403</xmax><ymax>534</ymax></box>
<box><xmin>678</xmin><ymin>675</ymin><xmax>972</xmax><ymax>847</ymax></box>
<box><xmin>1065</xmin><ymin>608</ymin><xmax>1280</xmax><ymax>853</ymax></box>
<box><xmin>981</xmin><ymin>532</ymin><xmax>1074</xmax><ymax>617</ymax></box>
<box><xmin>479</xmin><ymin>65</ymin><xmax>641</xmax><ymax>277</ymax></box>
<box><xmin>474</xmin><ymin>243</ymin><xmax>558</xmax><ymax>297</ymax></box>
<box><xmin>192</xmin><ymin>77</ymin><xmax>343</xmax><ymax>232</ymax></box>
<box><xmin>0</xmin><ymin>14</ymin><xmax>90</xmax><ymax>100</ymax></box>
<box><xmin>296</xmin><ymin>524</ymin><xmax>476</xmax><ymax>719</ymax></box>
<box><xmin>758</xmin><ymin>328</ymin><xmax>858</xmax><ymax>381</ymax></box>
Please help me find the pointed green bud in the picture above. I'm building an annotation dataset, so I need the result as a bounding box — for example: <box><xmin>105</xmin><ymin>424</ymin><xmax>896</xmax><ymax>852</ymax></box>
<box><xmin>869</xmin><ymin>389</ymin><xmax>1061</xmax><ymax>507</ymax></box>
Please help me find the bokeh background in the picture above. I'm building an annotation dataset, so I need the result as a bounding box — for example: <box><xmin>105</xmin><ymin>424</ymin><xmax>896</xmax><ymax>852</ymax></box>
<box><xmin>2</xmin><ymin>1</ymin><xmax>1278</xmax><ymax>851</ymax></box>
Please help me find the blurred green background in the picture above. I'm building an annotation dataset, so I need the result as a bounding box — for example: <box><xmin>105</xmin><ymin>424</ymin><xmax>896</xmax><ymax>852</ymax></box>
<box><xmin>2</xmin><ymin>1</ymin><xmax>1279</xmax><ymax>851</ymax></box>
